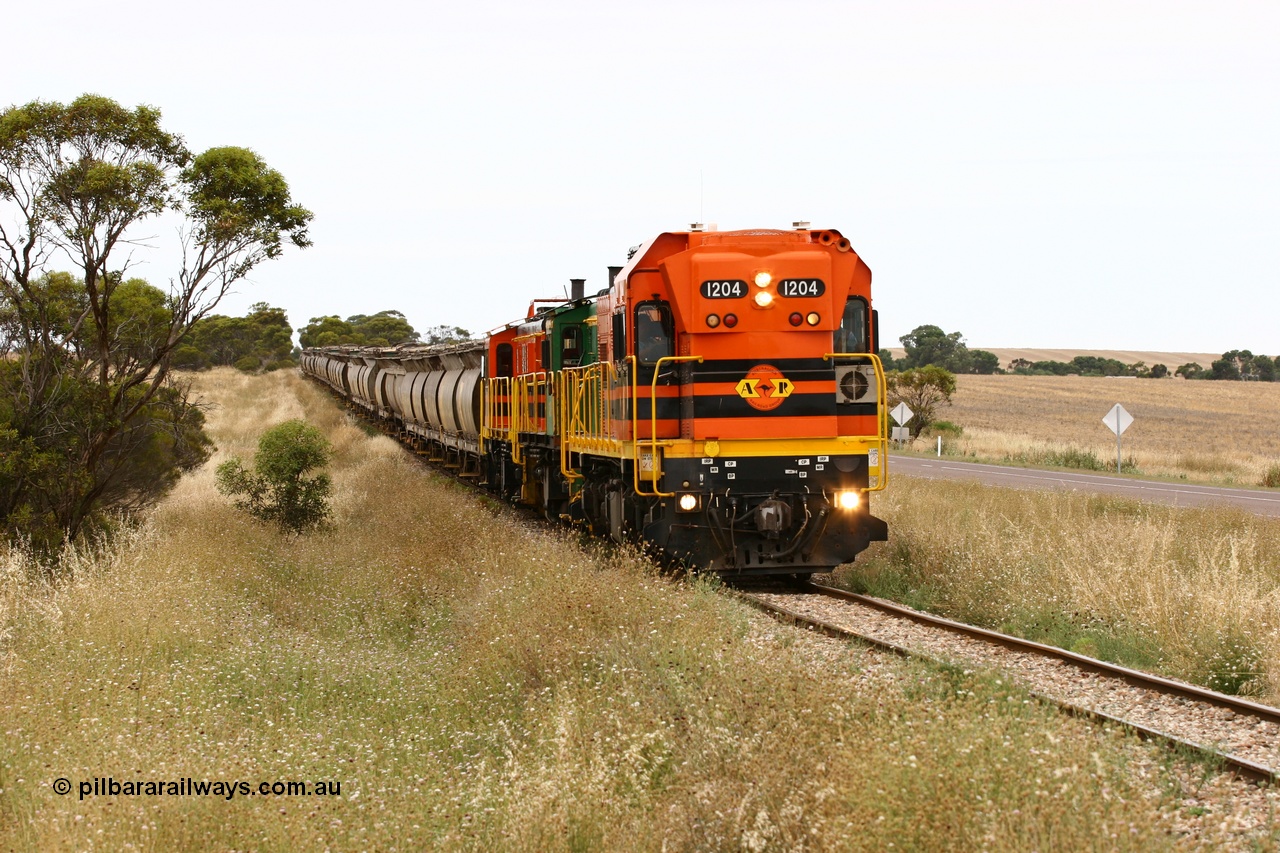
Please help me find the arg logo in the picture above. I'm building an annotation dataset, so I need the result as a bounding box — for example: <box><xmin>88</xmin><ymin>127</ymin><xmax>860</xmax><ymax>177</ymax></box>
<box><xmin>735</xmin><ymin>364</ymin><xmax>794</xmax><ymax>411</ymax></box>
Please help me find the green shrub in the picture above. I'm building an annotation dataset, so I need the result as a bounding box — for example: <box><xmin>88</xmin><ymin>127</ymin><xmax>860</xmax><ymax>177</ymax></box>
<box><xmin>1262</xmin><ymin>464</ymin><xmax>1280</xmax><ymax>488</ymax></box>
<box><xmin>1046</xmin><ymin>447</ymin><xmax>1105</xmax><ymax>470</ymax></box>
<box><xmin>233</xmin><ymin>355</ymin><xmax>261</xmax><ymax>372</ymax></box>
<box><xmin>929</xmin><ymin>421</ymin><xmax>964</xmax><ymax>437</ymax></box>
<box><xmin>171</xmin><ymin>344</ymin><xmax>208</xmax><ymax>370</ymax></box>
<box><xmin>216</xmin><ymin>419</ymin><xmax>333</xmax><ymax>533</ymax></box>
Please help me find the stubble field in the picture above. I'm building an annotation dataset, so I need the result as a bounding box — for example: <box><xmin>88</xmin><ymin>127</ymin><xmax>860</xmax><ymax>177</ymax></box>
<box><xmin>1</xmin><ymin>368</ymin><xmax>1265</xmax><ymax>849</ymax></box>
<box><xmin>931</xmin><ymin>374</ymin><xmax>1280</xmax><ymax>485</ymax></box>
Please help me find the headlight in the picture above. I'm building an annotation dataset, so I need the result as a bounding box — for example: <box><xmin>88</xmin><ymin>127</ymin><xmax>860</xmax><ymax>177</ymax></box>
<box><xmin>836</xmin><ymin>491</ymin><xmax>860</xmax><ymax>510</ymax></box>
<box><xmin>677</xmin><ymin>493</ymin><xmax>701</xmax><ymax>512</ymax></box>
<box><xmin>754</xmin><ymin>271</ymin><xmax>772</xmax><ymax>287</ymax></box>
<box><xmin>754</xmin><ymin>291</ymin><xmax>774</xmax><ymax>308</ymax></box>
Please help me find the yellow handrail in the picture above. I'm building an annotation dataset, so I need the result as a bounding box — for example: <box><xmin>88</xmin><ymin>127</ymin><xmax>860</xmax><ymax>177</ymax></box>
<box><xmin>508</xmin><ymin>372</ymin><xmax>546</xmax><ymax>464</ymax></box>
<box><xmin>480</xmin><ymin>375</ymin><xmax>514</xmax><ymax>453</ymax></box>
<box><xmin>823</xmin><ymin>351</ymin><xmax>889</xmax><ymax>492</ymax></box>
<box><xmin>510</xmin><ymin>376</ymin><xmax>525</xmax><ymax>464</ymax></box>
<box><xmin>558</xmin><ymin>360</ymin><xmax>626</xmax><ymax>480</ymax></box>
<box><xmin>557</xmin><ymin>370</ymin><xmax>581</xmax><ymax>482</ymax></box>
<box><xmin>634</xmin><ymin>354</ymin><xmax>703</xmax><ymax>498</ymax></box>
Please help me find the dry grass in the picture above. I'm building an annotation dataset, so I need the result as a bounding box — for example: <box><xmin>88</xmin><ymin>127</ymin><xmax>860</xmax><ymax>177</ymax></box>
<box><xmin>922</xmin><ymin>374</ymin><xmax>1280</xmax><ymax>485</ymax></box>
<box><xmin>0</xmin><ymin>368</ymin><xmax>1216</xmax><ymax>850</ymax></box>
<box><xmin>837</xmin><ymin>478</ymin><xmax>1280</xmax><ymax>700</ymax></box>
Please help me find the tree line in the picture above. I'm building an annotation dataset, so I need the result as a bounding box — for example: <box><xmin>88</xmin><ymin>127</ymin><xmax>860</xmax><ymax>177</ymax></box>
<box><xmin>173</xmin><ymin>308</ymin><xmax>444</xmax><ymax>371</ymax></box>
<box><xmin>1173</xmin><ymin>351</ymin><xmax>1277</xmax><ymax>381</ymax></box>
<box><xmin>883</xmin><ymin>324</ymin><xmax>1276</xmax><ymax>382</ymax></box>
<box><xmin>1007</xmin><ymin>356</ymin><xmax>1166</xmax><ymax>378</ymax></box>
<box><xmin>297</xmin><ymin>316</ymin><xmax>469</xmax><ymax>348</ymax></box>
<box><xmin>174</xmin><ymin>303</ymin><xmax>296</xmax><ymax>371</ymax></box>
<box><xmin>1006</xmin><ymin>350</ymin><xmax>1276</xmax><ymax>380</ymax></box>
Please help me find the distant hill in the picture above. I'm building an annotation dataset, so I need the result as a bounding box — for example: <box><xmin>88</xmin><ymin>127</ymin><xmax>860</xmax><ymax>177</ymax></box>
<box><xmin>885</xmin><ymin>348</ymin><xmax>1221</xmax><ymax>371</ymax></box>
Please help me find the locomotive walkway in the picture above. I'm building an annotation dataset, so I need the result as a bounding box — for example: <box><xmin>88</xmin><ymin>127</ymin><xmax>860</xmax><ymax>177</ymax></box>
<box><xmin>890</xmin><ymin>455</ymin><xmax>1280</xmax><ymax>518</ymax></box>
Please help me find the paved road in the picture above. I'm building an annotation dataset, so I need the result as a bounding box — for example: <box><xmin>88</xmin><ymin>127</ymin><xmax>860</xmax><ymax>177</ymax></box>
<box><xmin>889</xmin><ymin>455</ymin><xmax>1280</xmax><ymax>518</ymax></box>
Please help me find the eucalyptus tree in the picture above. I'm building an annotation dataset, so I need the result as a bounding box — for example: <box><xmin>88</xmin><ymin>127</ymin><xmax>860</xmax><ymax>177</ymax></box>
<box><xmin>0</xmin><ymin>94</ymin><xmax>312</xmax><ymax>549</ymax></box>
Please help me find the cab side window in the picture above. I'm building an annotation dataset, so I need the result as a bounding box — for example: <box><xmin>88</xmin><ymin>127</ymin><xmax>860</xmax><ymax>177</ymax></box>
<box><xmin>495</xmin><ymin>343</ymin><xmax>513</xmax><ymax>377</ymax></box>
<box><xmin>635</xmin><ymin>302</ymin><xmax>672</xmax><ymax>366</ymax></box>
<box><xmin>835</xmin><ymin>298</ymin><xmax>868</xmax><ymax>354</ymax></box>
<box><xmin>562</xmin><ymin>325</ymin><xmax>583</xmax><ymax>365</ymax></box>
<box><xmin>611</xmin><ymin>312</ymin><xmax>625</xmax><ymax>363</ymax></box>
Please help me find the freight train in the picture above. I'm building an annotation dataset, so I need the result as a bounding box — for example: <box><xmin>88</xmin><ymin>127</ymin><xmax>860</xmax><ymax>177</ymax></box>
<box><xmin>300</xmin><ymin>225</ymin><xmax>889</xmax><ymax>576</ymax></box>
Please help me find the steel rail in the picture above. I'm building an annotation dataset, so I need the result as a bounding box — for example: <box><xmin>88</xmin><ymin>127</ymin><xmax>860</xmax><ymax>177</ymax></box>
<box><xmin>805</xmin><ymin>581</ymin><xmax>1280</xmax><ymax>724</ymax></box>
<box><xmin>737</xmin><ymin>584</ymin><xmax>1279</xmax><ymax>785</ymax></box>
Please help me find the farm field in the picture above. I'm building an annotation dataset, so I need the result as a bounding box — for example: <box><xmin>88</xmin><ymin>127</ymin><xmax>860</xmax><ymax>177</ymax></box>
<box><xmin>886</xmin><ymin>348</ymin><xmax>1223</xmax><ymax>371</ymax></box>
<box><xmin>918</xmin><ymin>373</ymin><xmax>1280</xmax><ymax>485</ymax></box>
<box><xmin>2</xmin><ymin>368</ymin><xmax>1271</xmax><ymax>849</ymax></box>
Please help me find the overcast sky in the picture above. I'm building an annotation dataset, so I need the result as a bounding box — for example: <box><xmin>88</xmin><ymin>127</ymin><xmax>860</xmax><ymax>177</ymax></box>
<box><xmin>10</xmin><ymin>0</ymin><xmax>1278</xmax><ymax>352</ymax></box>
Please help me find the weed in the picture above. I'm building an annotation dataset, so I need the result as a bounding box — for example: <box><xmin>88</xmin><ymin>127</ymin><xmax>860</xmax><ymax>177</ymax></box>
<box><xmin>996</xmin><ymin>607</ymin><xmax>1163</xmax><ymax>670</ymax></box>
<box><xmin>346</xmin><ymin>410</ymin><xmax>382</xmax><ymax>437</ymax></box>
<box><xmin>843</xmin><ymin>543</ymin><xmax>940</xmax><ymax>613</ymax></box>
<box><xmin>1196</xmin><ymin>633</ymin><xmax>1264</xmax><ymax>696</ymax></box>
<box><xmin>1002</xmin><ymin>446</ymin><xmax>1107</xmax><ymax>471</ymax></box>
<box><xmin>1262</xmin><ymin>464</ymin><xmax>1280</xmax><ymax>488</ymax></box>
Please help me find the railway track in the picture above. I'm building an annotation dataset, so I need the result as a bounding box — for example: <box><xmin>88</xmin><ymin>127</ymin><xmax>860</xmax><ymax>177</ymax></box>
<box><xmin>739</xmin><ymin>581</ymin><xmax>1280</xmax><ymax>785</ymax></box>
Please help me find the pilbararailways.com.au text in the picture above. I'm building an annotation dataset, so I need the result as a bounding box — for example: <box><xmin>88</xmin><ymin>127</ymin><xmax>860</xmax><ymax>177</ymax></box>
<box><xmin>55</xmin><ymin>777</ymin><xmax>342</xmax><ymax>801</ymax></box>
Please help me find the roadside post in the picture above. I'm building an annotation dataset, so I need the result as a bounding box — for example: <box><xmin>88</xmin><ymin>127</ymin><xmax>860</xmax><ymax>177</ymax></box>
<box><xmin>1102</xmin><ymin>403</ymin><xmax>1134</xmax><ymax>473</ymax></box>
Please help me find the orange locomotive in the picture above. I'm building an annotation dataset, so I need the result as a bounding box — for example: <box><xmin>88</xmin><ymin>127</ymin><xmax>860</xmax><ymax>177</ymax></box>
<box><xmin>478</xmin><ymin>225</ymin><xmax>889</xmax><ymax>575</ymax></box>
